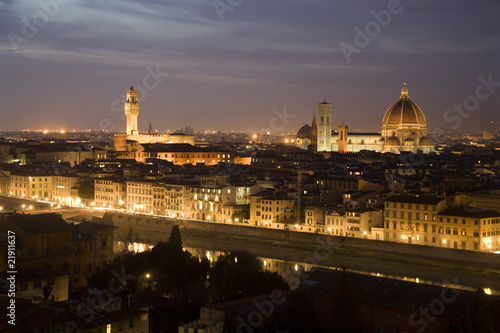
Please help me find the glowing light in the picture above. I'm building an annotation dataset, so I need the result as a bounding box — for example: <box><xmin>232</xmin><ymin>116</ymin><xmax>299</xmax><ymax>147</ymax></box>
<box><xmin>43</xmin><ymin>130</ymin><xmax>48</xmax><ymax>134</ymax></box>
<box><xmin>294</xmin><ymin>264</ymin><xmax>298</xmax><ymax>271</ymax></box>
<box><xmin>416</xmin><ymin>278</ymin><xmax>420</xmax><ymax>283</ymax></box>
<box><xmin>485</xmin><ymin>288</ymin><xmax>492</xmax><ymax>295</ymax></box>
<box><xmin>61</xmin><ymin>130</ymin><xmax>65</xmax><ymax>134</ymax></box>
<box><xmin>146</xmin><ymin>273</ymin><xmax>150</xmax><ymax>278</ymax></box>
<box><xmin>442</xmin><ymin>240</ymin><xmax>446</xmax><ymax>244</ymax></box>
<box><xmin>252</xmin><ymin>134</ymin><xmax>257</xmax><ymax>139</ymax></box>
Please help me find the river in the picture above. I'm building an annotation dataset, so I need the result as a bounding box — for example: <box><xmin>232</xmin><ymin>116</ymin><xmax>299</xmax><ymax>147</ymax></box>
<box><xmin>113</xmin><ymin>226</ymin><xmax>500</xmax><ymax>296</ymax></box>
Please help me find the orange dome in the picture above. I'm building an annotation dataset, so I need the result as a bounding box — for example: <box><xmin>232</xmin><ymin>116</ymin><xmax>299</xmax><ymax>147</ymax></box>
<box><xmin>382</xmin><ymin>83</ymin><xmax>426</xmax><ymax>127</ymax></box>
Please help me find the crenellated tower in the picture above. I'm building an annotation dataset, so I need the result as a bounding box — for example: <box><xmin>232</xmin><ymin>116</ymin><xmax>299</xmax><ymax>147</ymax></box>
<box><xmin>124</xmin><ymin>83</ymin><xmax>139</xmax><ymax>135</ymax></box>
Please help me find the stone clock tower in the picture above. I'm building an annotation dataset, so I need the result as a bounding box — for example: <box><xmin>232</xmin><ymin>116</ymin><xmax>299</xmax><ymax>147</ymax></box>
<box><xmin>124</xmin><ymin>83</ymin><xmax>139</xmax><ymax>135</ymax></box>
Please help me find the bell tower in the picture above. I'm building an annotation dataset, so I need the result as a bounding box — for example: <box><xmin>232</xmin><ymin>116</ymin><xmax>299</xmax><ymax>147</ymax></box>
<box><xmin>124</xmin><ymin>82</ymin><xmax>139</xmax><ymax>135</ymax></box>
<box><xmin>317</xmin><ymin>94</ymin><xmax>332</xmax><ymax>152</ymax></box>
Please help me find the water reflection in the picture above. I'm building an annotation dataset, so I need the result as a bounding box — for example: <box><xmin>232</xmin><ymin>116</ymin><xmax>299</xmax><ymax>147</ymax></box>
<box><xmin>116</xmin><ymin>240</ymin><xmax>499</xmax><ymax>295</ymax></box>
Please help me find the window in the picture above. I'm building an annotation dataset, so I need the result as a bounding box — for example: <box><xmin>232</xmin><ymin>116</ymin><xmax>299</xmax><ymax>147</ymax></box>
<box><xmin>19</xmin><ymin>283</ymin><xmax>28</xmax><ymax>291</ymax></box>
<box><xmin>47</xmin><ymin>279</ymin><xmax>55</xmax><ymax>286</ymax></box>
<box><xmin>34</xmin><ymin>280</ymin><xmax>42</xmax><ymax>289</ymax></box>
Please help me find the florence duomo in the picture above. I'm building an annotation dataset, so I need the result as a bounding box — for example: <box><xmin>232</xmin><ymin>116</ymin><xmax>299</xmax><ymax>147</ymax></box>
<box><xmin>297</xmin><ymin>83</ymin><xmax>435</xmax><ymax>154</ymax></box>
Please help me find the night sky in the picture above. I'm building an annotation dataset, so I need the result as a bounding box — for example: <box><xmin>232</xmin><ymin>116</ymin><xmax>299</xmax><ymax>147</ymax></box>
<box><xmin>1</xmin><ymin>0</ymin><xmax>499</xmax><ymax>134</ymax></box>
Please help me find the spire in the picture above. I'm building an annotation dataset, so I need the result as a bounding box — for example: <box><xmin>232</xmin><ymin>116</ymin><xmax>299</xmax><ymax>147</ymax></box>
<box><xmin>130</xmin><ymin>81</ymin><xmax>134</xmax><ymax>90</ymax></box>
<box><xmin>311</xmin><ymin>114</ymin><xmax>317</xmax><ymax>128</ymax></box>
<box><xmin>324</xmin><ymin>92</ymin><xmax>326</xmax><ymax>103</ymax></box>
<box><xmin>400</xmin><ymin>82</ymin><xmax>409</xmax><ymax>99</ymax></box>
<box><xmin>148</xmin><ymin>122</ymin><xmax>153</xmax><ymax>135</ymax></box>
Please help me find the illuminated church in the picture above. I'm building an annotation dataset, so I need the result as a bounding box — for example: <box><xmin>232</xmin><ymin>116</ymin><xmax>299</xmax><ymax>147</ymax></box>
<box><xmin>114</xmin><ymin>83</ymin><xmax>194</xmax><ymax>152</ymax></box>
<box><xmin>296</xmin><ymin>83</ymin><xmax>435</xmax><ymax>154</ymax></box>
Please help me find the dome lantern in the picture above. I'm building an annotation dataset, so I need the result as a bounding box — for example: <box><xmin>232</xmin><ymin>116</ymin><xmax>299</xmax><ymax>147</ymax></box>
<box><xmin>400</xmin><ymin>82</ymin><xmax>409</xmax><ymax>99</ymax></box>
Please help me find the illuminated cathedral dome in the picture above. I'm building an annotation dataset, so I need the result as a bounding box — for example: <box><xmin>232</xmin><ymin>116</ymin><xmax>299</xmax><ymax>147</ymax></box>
<box><xmin>382</xmin><ymin>83</ymin><xmax>426</xmax><ymax>128</ymax></box>
<box><xmin>381</xmin><ymin>83</ymin><xmax>433</xmax><ymax>153</ymax></box>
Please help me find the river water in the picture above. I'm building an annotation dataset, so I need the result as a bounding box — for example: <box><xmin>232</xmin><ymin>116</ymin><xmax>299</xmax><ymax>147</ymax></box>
<box><xmin>113</xmin><ymin>227</ymin><xmax>500</xmax><ymax>296</ymax></box>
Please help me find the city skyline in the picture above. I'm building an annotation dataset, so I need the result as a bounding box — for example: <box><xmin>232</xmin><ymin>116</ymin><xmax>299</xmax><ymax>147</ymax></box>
<box><xmin>1</xmin><ymin>0</ymin><xmax>499</xmax><ymax>133</ymax></box>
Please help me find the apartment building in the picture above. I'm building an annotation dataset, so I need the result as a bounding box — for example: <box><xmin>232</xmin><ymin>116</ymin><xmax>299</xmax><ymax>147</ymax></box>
<box><xmin>383</xmin><ymin>195</ymin><xmax>447</xmax><ymax>245</ymax></box>
<box><xmin>10</xmin><ymin>172</ymin><xmax>52</xmax><ymax>200</ymax></box>
<box><xmin>325</xmin><ymin>209</ymin><xmax>346</xmax><ymax>236</ymax></box>
<box><xmin>0</xmin><ymin>213</ymin><xmax>114</xmax><ymax>294</ymax></box>
<box><xmin>249</xmin><ymin>192</ymin><xmax>296</xmax><ymax>228</ymax></box>
<box><xmin>94</xmin><ymin>177</ymin><xmax>127</xmax><ymax>209</ymax></box>
<box><xmin>163</xmin><ymin>180</ymin><xmax>198</xmax><ymax>218</ymax></box>
<box><xmin>345</xmin><ymin>207</ymin><xmax>383</xmax><ymax>239</ymax></box>
<box><xmin>437</xmin><ymin>208</ymin><xmax>500</xmax><ymax>251</ymax></box>
<box><xmin>52</xmin><ymin>174</ymin><xmax>80</xmax><ymax>205</ymax></box>
<box><xmin>126</xmin><ymin>180</ymin><xmax>155</xmax><ymax>213</ymax></box>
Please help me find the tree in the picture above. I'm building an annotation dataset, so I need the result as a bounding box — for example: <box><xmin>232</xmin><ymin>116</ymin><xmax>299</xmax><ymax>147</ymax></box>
<box><xmin>232</xmin><ymin>205</ymin><xmax>250</xmax><ymax>222</ymax></box>
<box><xmin>327</xmin><ymin>268</ymin><xmax>363</xmax><ymax>333</ymax></box>
<box><xmin>471</xmin><ymin>288</ymin><xmax>494</xmax><ymax>333</ymax></box>
<box><xmin>167</xmin><ymin>225</ymin><xmax>183</xmax><ymax>254</ymax></box>
<box><xmin>208</xmin><ymin>250</ymin><xmax>288</xmax><ymax>302</ymax></box>
<box><xmin>78</xmin><ymin>177</ymin><xmax>94</xmax><ymax>200</ymax></box>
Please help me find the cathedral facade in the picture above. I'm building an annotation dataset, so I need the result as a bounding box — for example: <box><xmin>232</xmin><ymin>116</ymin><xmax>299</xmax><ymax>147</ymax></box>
<box><xmin>114</xmin><ymin>84</ymin><xmax>195</xmax><ymax>152</ymax></box>
<box><xmin>298</xmin><ymin>83</ymin><xmax>435</xmax><ymax>154</ymax></box>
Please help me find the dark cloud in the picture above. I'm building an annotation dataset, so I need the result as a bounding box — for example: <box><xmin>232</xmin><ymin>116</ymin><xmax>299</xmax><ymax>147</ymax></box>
<box><xmin>0</xmin><ymin>0</ymin><xmax>499</xmax><ymax>132</ymax></box>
